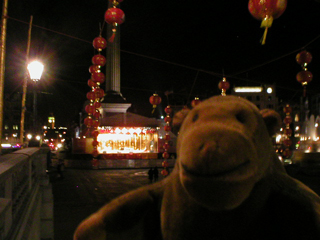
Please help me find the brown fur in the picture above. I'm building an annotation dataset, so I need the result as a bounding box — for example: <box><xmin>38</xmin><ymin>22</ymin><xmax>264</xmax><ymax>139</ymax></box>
<box><xmin>74</xmin><ymin>95</ymin><xmax>320</xmax><ymax>240</ymax></box>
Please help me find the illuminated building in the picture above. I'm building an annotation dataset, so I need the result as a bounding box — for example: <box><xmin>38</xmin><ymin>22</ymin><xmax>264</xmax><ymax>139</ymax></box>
<box><xmin>232</xmin><ymin>85</ymin><xmax>278</xmax><ymax>110</ymax></box>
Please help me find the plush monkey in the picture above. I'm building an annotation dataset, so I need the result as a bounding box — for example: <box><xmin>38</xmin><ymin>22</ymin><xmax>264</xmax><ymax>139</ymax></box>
<box><xmin>74</xmin><ymin>95</ymin><xmax>320</xmax><ymax>240</ymax></box>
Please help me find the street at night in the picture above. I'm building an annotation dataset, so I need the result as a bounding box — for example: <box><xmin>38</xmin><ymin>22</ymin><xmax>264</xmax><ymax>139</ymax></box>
<box><xmin>49</xmin><ymin>163</ymin><xmax>320</xmax><ymax>240</ymax></box>
<box><xmin>49</xmin><ymin>166</ymin><xmax>167</xmax><ymax>240</ymax></box>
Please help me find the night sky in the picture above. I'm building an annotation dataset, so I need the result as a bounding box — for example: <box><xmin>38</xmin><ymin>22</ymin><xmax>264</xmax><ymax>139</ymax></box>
<box><xmin>2</xmin><ymin>0</ymin><xmax>320</xmax><ymax>127</ymax></box>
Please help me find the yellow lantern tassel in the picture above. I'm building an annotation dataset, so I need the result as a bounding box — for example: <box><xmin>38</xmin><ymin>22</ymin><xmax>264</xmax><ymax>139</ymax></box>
<box><xmin>151</xmin><ymin>105</ymin><xmax>156</xmax><ymax>114</ymax></box>
<box><xmin>260</xmin><ymin>16</ymin><xmax>273</xmax><ymax>45</ymax></box>
<box><xmin>260</xmin><ymin>27</ymin><xmax>268</xmax><ymax>45</ymax></box>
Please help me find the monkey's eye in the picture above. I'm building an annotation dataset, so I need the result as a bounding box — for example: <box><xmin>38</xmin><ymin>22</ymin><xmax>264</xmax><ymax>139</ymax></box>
<box><xmin>192</xmin><ymin>113</ymin><xmax>199</xmax><ymax>123</ymax></box>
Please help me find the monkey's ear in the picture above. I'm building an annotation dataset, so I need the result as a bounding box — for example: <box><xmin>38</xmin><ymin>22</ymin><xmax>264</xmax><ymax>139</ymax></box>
<box><xmin>172</xmin><ymin>107</ymin><xmax>191</xmax><ymax>135</ymax></box>
<box><xmin>260</xmin><ymin>109</ymin><xmax>282</xmax><ymax>136</ymax></box>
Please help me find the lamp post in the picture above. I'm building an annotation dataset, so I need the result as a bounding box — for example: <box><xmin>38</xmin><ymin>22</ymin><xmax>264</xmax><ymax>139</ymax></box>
<box><xmin>27</xmin><ymin>61</ymin><xmax>44</xmax><ymax>134</ymax></box>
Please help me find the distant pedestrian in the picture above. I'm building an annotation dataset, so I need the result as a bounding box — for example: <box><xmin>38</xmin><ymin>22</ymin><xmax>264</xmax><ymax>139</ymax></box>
<box><xmin>153</xmin><ymin>167</ymin><xmax>159</xmax><ymax>181</ymax></box>
<box><xmin>57</xmin><ymin>159</ymin><xmax>64</xmax><ymax>179</ymax></box>
<box><xmin>148</xmin><ymin>168</ymin><xmax>154</xmax><ymax>183</ymax></box>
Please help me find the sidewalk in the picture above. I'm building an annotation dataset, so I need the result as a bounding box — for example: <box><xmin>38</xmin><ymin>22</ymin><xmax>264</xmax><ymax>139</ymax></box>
<box><xmin>49</xmin><ymin>166</ymin><xmax>167</xmax><ymax>240</ymax></box>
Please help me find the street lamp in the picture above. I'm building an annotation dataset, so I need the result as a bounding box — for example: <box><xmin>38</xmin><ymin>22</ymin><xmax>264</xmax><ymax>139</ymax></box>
<box><xmin>27</xmin><ymin>61</ymin><xmax>44</xmax><ymax>81</ymax></box>
<box><xmin>27</xmin><ymin>61</ymin><xmax>44</xmax><ymax>133</ymax></box>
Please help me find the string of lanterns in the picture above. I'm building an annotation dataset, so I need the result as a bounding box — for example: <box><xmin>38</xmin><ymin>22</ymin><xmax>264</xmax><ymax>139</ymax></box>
<box><xmin>248</xmin><ymin>0</ymin><xmax>287</xmax><ymax>45</ymax></box>
<box><xmin>161</xmin><ymin>106</ymin><xmax>173</xmax><ymax>176</ymax></box>
<box><xmin>83</xmin><ymin>0</ymin><xmax>125</xmax><ymax>167</ymax></box>
<box><xmin>85</xmin><ymin>36</ymin><xmax>107</xmax><ymax>167</ymax></box>
<box><xmin>296</xmin><ymin>50</ymin><xmax>313</xmax><ymax>97</ymax></box>
<box><xmin>282</xmin><ymin>104</ymin><xmax>293</xmax><ymax>159</ymax></box>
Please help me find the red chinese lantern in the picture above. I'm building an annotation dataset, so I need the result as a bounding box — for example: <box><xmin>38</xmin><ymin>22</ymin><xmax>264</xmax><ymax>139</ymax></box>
<box><xmin>162</xmin><ymin>152</ymin><xmax>170</xmax><ymax>159</ymax></box>
<box><xmin>84</xmin><ymin>117</ymin><xmax>93</xmax><ymax>127</ymax></box>
<box><xmin>92</xmin><ymin>130</ymin><xmax>99</xmax><ymax>138</ymax></box>
<box><xmin>191</xmin><ymin>97</ymin><xmax>201</xmax><ymax>107</ymax></box>
<box><xmin>296</xmin><ymin>70</ymin><xmax>313</xmax><ymax>85</ymax></box>
<box><xmin>248</xmin><ymin>0</ymin><xmax>287</xmax><ymax>45</ymax></box>
<box><xmin>164</xmin><ymin>116</ymin><xmax>172</xmax><ymax>123</ymax></box>
<box><xmin>161</xmin><ymin>169</ymin><xmax>169</xmax><ymax>176</ymax></box>
<box><xmin>105</xmin><ymin>7</ymin><xmax>125</xmax><ymax>25</ymax></box>
<box><xmin>104</xmin><ymin>7</ymin><xmax>125</xmax><ymax>42</ymax></box>
<box><xmin>91</xmin><ymin>72</ymin><xmax>105</xmax><ymax>83</ymax></box>
<box><xmin>93</xmin><ymin>36</ymin><xmax>107</xmax><ymax>51</ymax></box>
<box><xmin>87</xmin><ymin>91</ymin><xmax>96</xmax><ymax>101</ymax></box>
<box><xmin>94</xmin><ymin>88</ymin><xmax>105</xmax><ymax>99</ymax></box>
<box><xmin>164</xmin><ymin>106</ymin><xmax>172</xmax><ymax>114</ymax></box>
<box><xmin>92</xmin><ymin>54</ymin><xmax>107</xmax><ymax>66</ymax></box>
<box><xmin>164</xmin><ymin>125</ymin><xmax>171</xmax><ymax>132</ymax></box>
<box><xmin>162</xmin><ymin>160</ymin><xmax>169</xmax><ymax>168</ymax></box>
<box><xmin>283</xmin><ymin>104</ymin><xmax>292</xmax><ymax>114</ymax></box>
<box><xmin>296</xmin><ymin>50</ymin><xmax>312</xmax><ymax>68</ymax></box>
<box><xmin>93</xmin><ymin>110</ymin><xmax>101</xmax><ymax>119</ymax></box>
<box><xmin>164</xmin><ymin>134</ymin><xmax>170</xmax><ymax>141</ymax></box>
<box><xmin>89</xmin><ymin>65</ymin><xmax>101</xmax><ymax>74</ymax></box>
<box><xmin>284</xmin><ymin>128</ymin><xmax>292</xmax><ymax>136</ymax></box>
<box><xmin>85</xmin><ymin>104</ymin><xmax>96</xmax><ymax>115</ymax></box>
<box><xmin>149</xmin><ymin>93</ymin><xmax>162</xmax><ymax>114</ymax></box>
<box><xmin>163</xmin><ymin>142</ymin><xmax>170</xmax><ymax>150</ymax></box>
<box><xmin>93</xmin><ymin>120</ymin><xmax>100</xmax><ymax>128</ymax></box>
<box><xmin>88</xmin><ymin>79</ymin><xmax>97</xmax><ymax>88</ymax></box>
<box><xmin>94</xmin><ymin>102</ymin><xmax>101</xmax><ymax>108</ymax></box>
<box><xmin>218</xmin><ymin>77</ymin><xmax>230</xmax><ymax>96</ymax></box>
<box><xmin>92</xmin><ymin>140</ymin><xmax>99</xmax><ymax>147</ymax></box>
<box><xmin>283</xmin><ymin>115</ymin><xmax>292</xmax><ymax>125</ymax></box>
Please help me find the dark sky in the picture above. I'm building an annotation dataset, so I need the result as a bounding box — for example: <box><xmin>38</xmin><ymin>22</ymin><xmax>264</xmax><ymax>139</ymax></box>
<box><xmin>2</xmin><ymin>0</ymin><xmax>320</xmax><ymax>127</ymax></box>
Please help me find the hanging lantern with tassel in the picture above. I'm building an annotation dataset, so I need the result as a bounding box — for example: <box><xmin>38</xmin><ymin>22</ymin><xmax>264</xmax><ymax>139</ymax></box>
<box><xmin>248</xmin><ymin>0</ymin><xmax>287</xmax><ymax>45</ymax></box>
<box><xmin>105</xmin><ymin>0</ymin><xmax>125</xmax><ymax>43</ymax></box>
<box><xmin>218</xmin><ymin>77</ymin><xmax>230</xmax><ymax>96</ymax></box>
<box><xmin>149</xmin><ymin>93</ymin><xmax>162</xmax><ymax>114</ymax></box>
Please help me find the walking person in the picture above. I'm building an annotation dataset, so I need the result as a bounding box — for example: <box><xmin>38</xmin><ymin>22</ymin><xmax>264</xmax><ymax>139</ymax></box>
<box><xmin>148</xmin><ymin>167</ymin><xmax>154</xmax><ymax>183</ymax></box>
<box><xmin>153</xmin><ymin>166</ymin><xmax>159</xmax><ymax>182</ymax></box>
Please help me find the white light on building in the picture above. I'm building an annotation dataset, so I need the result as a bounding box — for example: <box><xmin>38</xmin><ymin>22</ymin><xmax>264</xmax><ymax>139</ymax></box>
<box><xmin>266</xmin><ymin>87</ymin><xmax>273</xmax><ymax>94</ymax></box>
<box><xmin>234</xmin><ymin>87</ymin><xmax>263</xmax><ymax>93</ymax></box>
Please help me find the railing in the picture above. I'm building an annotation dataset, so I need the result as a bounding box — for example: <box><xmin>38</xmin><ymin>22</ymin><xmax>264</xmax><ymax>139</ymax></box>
<box><xmin>0</xmin><ymin>146</ymin><xmax>53</xmax><ymax>240</ymax></box>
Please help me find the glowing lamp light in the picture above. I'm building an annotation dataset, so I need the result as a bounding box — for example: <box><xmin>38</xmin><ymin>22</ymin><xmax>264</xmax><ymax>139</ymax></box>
<box><xmin>27</xmin><ymin>61</ymin><xmax>44</xmax><ymax>81</ymax></box>
<box><xmin>234</xmin><ymin>87</ymin><xmax>263</xmax><ymax>93</ymax></box>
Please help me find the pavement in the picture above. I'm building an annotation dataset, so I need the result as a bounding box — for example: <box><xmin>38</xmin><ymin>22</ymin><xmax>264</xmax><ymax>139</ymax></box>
<box><xmin>48</xmin><ymin>159</ymin><xmax>320</xmax><ymax>240</ymax></box>
<box><xmin>48</xmin><ymin>162</ymin><xmax>167</xmax><ymax>240</ymax></box>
